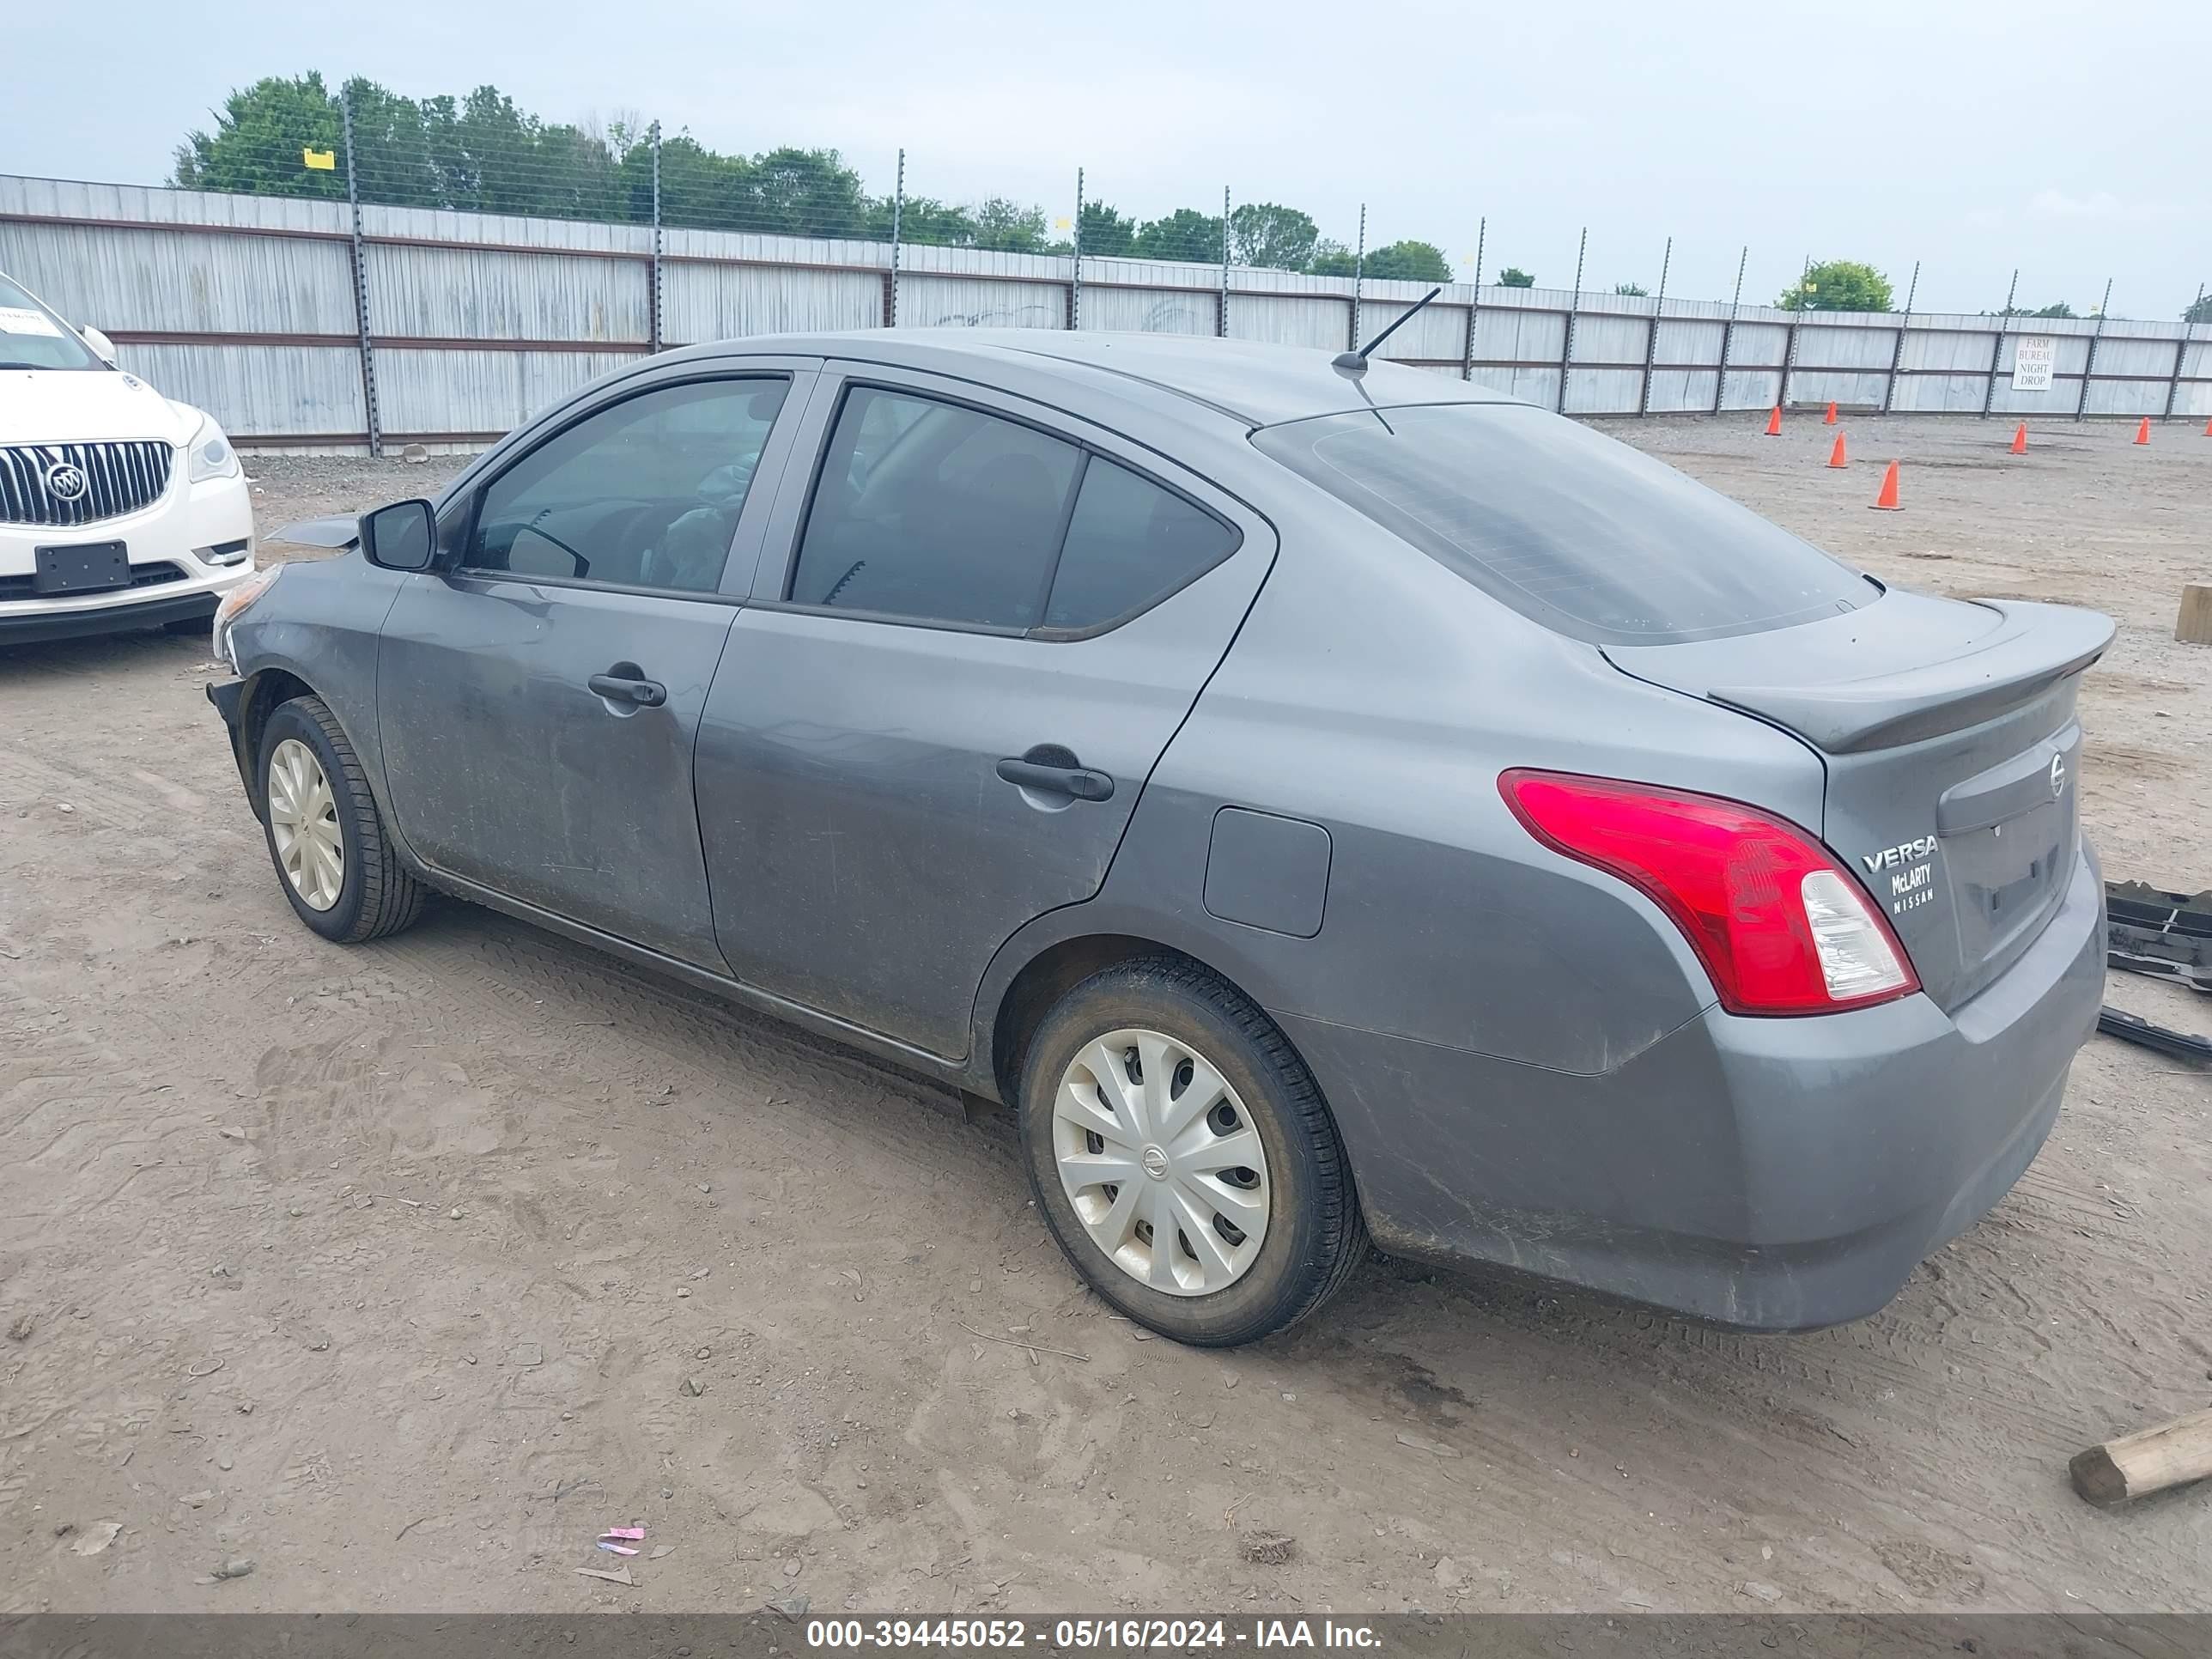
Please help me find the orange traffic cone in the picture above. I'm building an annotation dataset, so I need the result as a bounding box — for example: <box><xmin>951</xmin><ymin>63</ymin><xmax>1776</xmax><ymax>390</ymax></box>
<box><xmin>2011</xmin><ymin>422</ymin><xmax>2028</xmax><ymax>454</ymax></box>
<box><xmin>1870</xmin><ymin>460</ymin><xmax>1901</xmax><ymax>510</ymax></box>
<box><xmin>2134</xmin><ymin>416</ymin><xmax>2151</xmax><ymax>445</ymax></box>
<box><xmin>1765</xmin><ymin>406</ymin><xmax>1783</xmax><ymax>436</ymax></box>
<box><xmin>1827</xmin><ymin>432</ymin><xmax>1849</xmax><ymax>468</ymax></box>
<box><xmin>2204</xmin><ymin>416</ymin><xmax>2212</xmax><ymax>436</ymax></box>
<box><xmin>1824</xmin><ymin>401</ymin><xmax>1838</xmax><ymax>426</ymax></box>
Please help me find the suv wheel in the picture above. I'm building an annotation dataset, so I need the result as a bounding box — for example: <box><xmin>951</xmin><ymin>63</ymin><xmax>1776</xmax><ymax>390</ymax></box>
<box><xmin>1019</xmin><ymin>957</ymin><xmax>1365</xmax><ymax>1346</ymax></box>
<box><xmin>258</xmin><ymin>695</ymin><xmax>426</xmax><ymax>943</ymax></box>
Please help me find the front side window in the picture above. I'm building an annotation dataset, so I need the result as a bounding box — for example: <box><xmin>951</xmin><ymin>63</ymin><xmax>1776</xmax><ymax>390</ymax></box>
<box><xmin>1254</xmin><ymin>403</ymin><xmax>1875</xmax><ymax>645</ymax></box>
<box><xmin>0</xmin><ymin>274</ymin><xmax>102</xmax><ymax>373</ymax></box>
<box><xmin>466</xmin><ymin>377</ymin><xmax>789</xmax><ymax>593</ymax></box>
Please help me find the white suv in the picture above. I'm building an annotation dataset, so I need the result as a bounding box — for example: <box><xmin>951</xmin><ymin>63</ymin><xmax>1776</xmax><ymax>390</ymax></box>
<box><xmin>2</xmin><ymin>270</ymin><xmax>256</xmax><ymax>645</ymax></box>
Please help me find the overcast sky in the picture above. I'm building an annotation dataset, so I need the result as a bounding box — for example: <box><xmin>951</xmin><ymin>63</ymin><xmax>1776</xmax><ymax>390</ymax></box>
<box><xmin>8</xmin><ymin>0</ymin><xmax>2208</xmax><ymax>319</ymax></box>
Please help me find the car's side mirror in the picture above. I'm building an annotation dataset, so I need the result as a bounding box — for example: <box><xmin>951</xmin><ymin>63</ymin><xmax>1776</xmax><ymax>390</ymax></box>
<box><xmin>77</xmin><ymin>325</ymin><xmax>118</xmax><ymax>364</ymax></box>
<box><xmin>360</xmin><ymin>499</ymin><xmax>438</xmax><ymax>572</ymax></box>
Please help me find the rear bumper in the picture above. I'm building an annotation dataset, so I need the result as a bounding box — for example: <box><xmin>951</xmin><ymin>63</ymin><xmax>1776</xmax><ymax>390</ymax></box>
<box><xmin>1287</xmin><ymin>843</ymin><xmax>2106</xmax><ymax>1331</ymax></box>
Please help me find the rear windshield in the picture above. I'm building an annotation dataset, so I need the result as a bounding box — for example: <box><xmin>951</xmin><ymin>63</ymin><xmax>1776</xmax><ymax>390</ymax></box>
<box><xmin>1253</xmin><ymin>403</ymin><xmax>1875</xmax><ymax>645</ymax></box>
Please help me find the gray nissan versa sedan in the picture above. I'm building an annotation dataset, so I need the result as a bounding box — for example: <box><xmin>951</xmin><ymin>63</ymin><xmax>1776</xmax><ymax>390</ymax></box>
<box><xmin>205</xmin><ymin>329</ymin><xmax>2112</xmax><ymax>1346</ymax></box>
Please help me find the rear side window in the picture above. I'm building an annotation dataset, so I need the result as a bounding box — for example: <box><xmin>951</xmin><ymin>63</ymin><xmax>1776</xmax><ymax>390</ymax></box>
<box><xmin>1044</xmin><ymin>458</ymin><xmax>1239</xmax><ymax>631</ymax></box>
<box><xmin>789</xmin><ymin>385</ymin><xmax>1239</xmax><ymax>634</ymax></box>
<box><xmin>791</xmin><ymin>386</ymin><xmax>1080</xmax><ymax>629</ymax></box>
<box><xmin>1253</xmin><ymin>404</ymin><xmax>1875</xmax><ymax>645</ymax></box>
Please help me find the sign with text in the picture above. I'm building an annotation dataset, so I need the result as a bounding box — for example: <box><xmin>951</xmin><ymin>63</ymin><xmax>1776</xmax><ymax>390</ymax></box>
<box><xmin>2012</xmin><ymin>335</ymin><xmax>2057</xmax><ymax>392</ymax></box>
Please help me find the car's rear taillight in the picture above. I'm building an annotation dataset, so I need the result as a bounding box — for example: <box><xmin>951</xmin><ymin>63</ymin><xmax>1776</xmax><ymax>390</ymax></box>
<box><xmin>1498</xmin><ymin>769</ymin><xmax>1918</xmax><ymax>1017</ymax></box>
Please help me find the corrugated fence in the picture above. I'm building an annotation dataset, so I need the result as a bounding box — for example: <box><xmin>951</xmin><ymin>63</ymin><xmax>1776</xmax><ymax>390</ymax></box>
<box><xmin>5</xmin><ymin>173</ymin><xmax>2207</xmax><ymax>452</ymax></box>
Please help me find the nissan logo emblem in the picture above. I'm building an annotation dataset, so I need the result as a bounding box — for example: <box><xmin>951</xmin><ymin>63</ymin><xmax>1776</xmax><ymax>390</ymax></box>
<box><xmin>44</xmin><ymin>461</ymin><xmax>88</xmax><ymax>502</ymax></box>
<box><xmin>2049</xmin><ymin>754</ymin><xmax>2067</xmax><ymax>799</ymax></box>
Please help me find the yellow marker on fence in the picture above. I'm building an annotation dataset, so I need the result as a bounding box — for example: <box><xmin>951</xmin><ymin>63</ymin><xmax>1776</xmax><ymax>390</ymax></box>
<box><xmin>303</xmin><ymin>148</ymin><xmax>337</xmax><ymax>171</ymax></box>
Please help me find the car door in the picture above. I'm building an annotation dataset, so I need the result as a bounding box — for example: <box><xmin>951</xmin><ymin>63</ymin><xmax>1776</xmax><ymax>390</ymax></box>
<box><xmin>695</xmin><ymin>365</ymin><xmax>1276</xmax><ymax>1057</ymax></box>
<box><xmin>377</xmin><ymin>362</ymin><xmax>814</xmax><ymax>969</ymax></box>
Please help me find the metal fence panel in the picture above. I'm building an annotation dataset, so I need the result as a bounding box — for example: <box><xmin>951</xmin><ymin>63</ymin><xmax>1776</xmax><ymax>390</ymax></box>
<box><xmin>374</xmin><ymin>347</ymin><xmax>640</xmax><ymax>437</ymax></box>
<box><xmin>1364</xmin><ymin>300</ymin><xmax>1465</xmax><ymax>363</ymax></box>
<box><xmin>111</xmin><ymin>343</ymin><xmax>365</xmax><ymax>439</ymax></box>
<box><xmin>0</xmin><ymin>222</ymin><xmax>356</xmax><ymax>336</ymax></box>
<box><xmin>1652</xmin><ymin>317</ymin><xmax>1725</xmax><ymax>366</ymax></box>
<box><xmin>1647</xmin><ymin>368</ymin><xmax>1721</xmax><ymax>412</ymax></box>
<box><xmin>896</xmin><ymin>272</ymin><xmax>1064</xmax><ymax>330</ymax></box>
<box><xmin>1079</xmin><ymin>285</ymin><xmax>1216</xmax><ymax>335</ymax></box>
<box><xmin>363</xmin><ymin>243</ymin><xmax>650</xmax><ymax>343</ymax></box>
<box><xmin>1473</xmin><ymin>305</ymin><xmax>1566</xmax><ymax>367</ymax></box>
<box><xmin>1229</xmin><ymin>294</ymin><xmax>1352</xmax><ymax>350</ymax></box>
<box><xmin>1569</xmin><ymin>313</ymin><xmax>1646</xmax><ymax>366</ymax></box>
<box><xmin>1727</xmin><ymin>321</ymin><xmax>1790</xmax><ymax>367</ymax></box>
<box><xmin>1564</xmin><ymin>368</ymin><xmax>1643</xmax><ymax>414</ymax></box>
<box><xmin>661</xmin><ymin>261</ymin><xmax>882</xmax><ymax>344</ymax></box>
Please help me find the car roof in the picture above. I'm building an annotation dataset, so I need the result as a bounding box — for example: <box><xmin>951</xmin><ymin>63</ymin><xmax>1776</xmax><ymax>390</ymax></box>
<box><xmin>660</xmin><ymin>328</ymin><xmax>1522</xmax><ymax>429</ymax></box>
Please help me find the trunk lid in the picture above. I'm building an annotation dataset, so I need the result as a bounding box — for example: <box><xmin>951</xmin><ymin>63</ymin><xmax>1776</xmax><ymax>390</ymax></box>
<box><xmin>1606</xmin><ymin>589</ymin><xmax>2112</xmax><ymax>1011</ymax></box>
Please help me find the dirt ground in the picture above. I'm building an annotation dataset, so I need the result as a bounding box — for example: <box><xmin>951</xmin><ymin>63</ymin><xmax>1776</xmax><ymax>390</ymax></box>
<box><xmin>3</xmin><ymin>413</ymin><xmax>2207</xmax><ymax>1618</ymax></box>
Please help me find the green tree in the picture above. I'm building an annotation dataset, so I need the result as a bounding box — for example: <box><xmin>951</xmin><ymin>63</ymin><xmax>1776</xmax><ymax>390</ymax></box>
<box><xmin>2187</xmin><ymin>294</ymin><xmax>2212</xmax><ymax>325</ymax></box>
<box><xmin>1996</xmin><ymin>301</ymin><xmax>2075</xmax><ymax>319</ymax></box>
<box><xmin>1359</xmin><ymin>240</ymin><xmax>1451</xmax><ymax>283</ymax></box>
<box><xmin>1779</xmin><ymin>259</ymin><xmax>1893</xmax><ymax>313</ymax></box>
<box><xmin>1076</xmin><ymin>201</ymin><xmax>1137</xmax><ymax>256</ymax></box>
<box><xmin>868</xmin><ymin>194</ymin><xmax>978</xmax><ymax>247</ymax></box>
<box><xmin>1306</xmin><ymin>239</ymin><xmax>1357</xmax><ymax>276</ymax></box>
<box><xmin>1613</xmin><ymin>282</ymin><xmax>1648</xmax><ymax>297</ymax></box>
<box><xmin>970</xmin><ymin>198</ymin><xmax>1048</xmax><ymax>252</ymax></box>
<box><xmin>1498</xmin><ymin>266</ymin><xmax>1535</xmax><ymax>288</ymax></box>
<box><xmin>1133</xmin><ymin>208</ymin><xmax>1225</xmax><ymax>263</ymax></box>
<box><xmin>172</xmin><ymin>71</ymin><xmax>347</xmax><ymax>200</ymax></box>
<box><xmin>1228</xmin><ymin>203</ymin><xmax>1319</xmax><ymax>272</ymax></box>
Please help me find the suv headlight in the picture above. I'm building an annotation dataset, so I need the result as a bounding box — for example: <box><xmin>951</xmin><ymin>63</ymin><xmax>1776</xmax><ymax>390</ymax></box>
<box><xmin>186</xmin><ymin>411</ymin><xmax>242</xmax><ymax>483</ymax></box>
<box><xmin>211</xmin><ymin>562</ymin><xmax>283</xmax><ymax>669</ymax></box>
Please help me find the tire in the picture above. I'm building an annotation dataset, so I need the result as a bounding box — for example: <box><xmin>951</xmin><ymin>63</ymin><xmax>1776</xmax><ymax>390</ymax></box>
<box><xmin>1018</xmin><ymin>957</ymin><xmax>1366</xmax><ymax>1346</ymax></box>
<box><xmin>257</xmin><ymin>695</ymin><xmax>426</xmax><ymax>944</ymax></box>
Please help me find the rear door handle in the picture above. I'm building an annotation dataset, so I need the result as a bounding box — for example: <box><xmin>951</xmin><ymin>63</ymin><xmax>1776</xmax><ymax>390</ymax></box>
<box><xmin>996</xmin><ymin>751</ymin><xmax>1115</xmax><ymax>802</ymax></box>
<box><xmin>587</xmin><ymin>668</ymin><xmax>666</xmax><ymax>708</ymax></box>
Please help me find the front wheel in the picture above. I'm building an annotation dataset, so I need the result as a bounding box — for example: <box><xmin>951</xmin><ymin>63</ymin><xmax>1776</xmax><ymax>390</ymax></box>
<box><xmin>1018</xmin><ymin>958</ymin><xmax>1366</xmax><ymax>1346</ymax></box>
<box><xmin>257</xmin><ymin>695</ymin><xmax>426</xmax><ymax>943</ymax></box>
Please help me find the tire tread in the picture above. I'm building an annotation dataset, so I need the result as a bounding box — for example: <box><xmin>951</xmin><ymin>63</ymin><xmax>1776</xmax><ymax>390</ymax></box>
<box><xmin>274</xmin><ymin>695</ymin><xmax>425</xmax><ymax>943</ymax></box>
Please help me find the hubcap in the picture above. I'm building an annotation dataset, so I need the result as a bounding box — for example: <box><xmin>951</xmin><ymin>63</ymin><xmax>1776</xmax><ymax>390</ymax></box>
<box><xmin>1052</xmin><ymin>1028</ymin><xmax>1271</xmax><ymax>1297</ymax></box>
<box><xmin>267</xmin><ymin>738</ymin><xmax>344</xmax><ymax>912</ymax></box>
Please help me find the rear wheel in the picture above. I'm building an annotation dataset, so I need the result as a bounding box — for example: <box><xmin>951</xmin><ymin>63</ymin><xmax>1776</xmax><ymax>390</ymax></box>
<box><xmin>1018</xmin><ymin>958</ymin><xmax>1365</xmax><ymax>1346</ymax></box>
<box><xmin>257</xmin><ymin>696</ymin><xmax>425</xmax><ymax>944</ymax></box>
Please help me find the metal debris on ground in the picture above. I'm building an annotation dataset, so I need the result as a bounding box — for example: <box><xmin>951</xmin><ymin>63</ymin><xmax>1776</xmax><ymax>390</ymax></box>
<box><xmin>2098</xmin><ymin>1007</ymin><xmax>2212</xmax><ymax>1064</ymax></box>
<box><xmin>2106</xmin><ymin>881</ymin><xmax>2212</xmax><ymax>993</ymax></box>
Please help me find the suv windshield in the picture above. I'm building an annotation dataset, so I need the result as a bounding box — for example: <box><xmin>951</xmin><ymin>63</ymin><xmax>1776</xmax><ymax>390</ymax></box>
<box><xmin>0</xmin><ymin>274</ymin><xmax>103</xmax><ymax>372</ymax></box>
<box><xmin>1254</xmin><ymin>402</ymin><xmax>1875</xmax><ymax>645</ymax></box>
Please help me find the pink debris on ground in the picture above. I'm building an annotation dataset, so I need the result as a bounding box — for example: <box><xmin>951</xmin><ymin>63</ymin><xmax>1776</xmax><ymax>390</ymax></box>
<box><xmin>600</xmin><ymin>1527</ymin><xmax>646</xmax><ymax>1540</ymax></box>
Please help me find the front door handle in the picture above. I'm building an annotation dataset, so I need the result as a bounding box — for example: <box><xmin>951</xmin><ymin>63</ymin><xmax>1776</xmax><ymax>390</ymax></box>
<box><xmin>996</xmin><ymin>748</ymin><xmax>1115</xmax><ymax>802</ymax></box>
<box><xmin>588</xmin><ymin>666</ymin><xmax>666</xmax><ymax>708</ymax></box>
